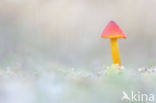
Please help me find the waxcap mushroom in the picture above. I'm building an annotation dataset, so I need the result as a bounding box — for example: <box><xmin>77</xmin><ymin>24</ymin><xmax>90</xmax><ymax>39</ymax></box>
<box><xmin>101</xmin><ymin>21</ymin><xmax>127</xmax><ymax>39</ymax></box>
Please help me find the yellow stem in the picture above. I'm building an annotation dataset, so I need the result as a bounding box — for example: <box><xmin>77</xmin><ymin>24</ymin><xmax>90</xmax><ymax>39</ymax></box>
<box><xmin>110</xmin><ymin>39</ymin><xmax>121</xmax><ymax>66</ymax></box>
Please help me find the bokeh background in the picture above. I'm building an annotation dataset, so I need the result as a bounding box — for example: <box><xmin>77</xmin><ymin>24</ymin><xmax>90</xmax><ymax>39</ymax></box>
<box><xmin>0</xmin><ymin>0</ymin><xmax>156</xmax><ymax>68</ymax></box>
<box><xmin>1</xmin><ymin>0</ymin><xmax>156</xmax><ymax>103</ymax></box>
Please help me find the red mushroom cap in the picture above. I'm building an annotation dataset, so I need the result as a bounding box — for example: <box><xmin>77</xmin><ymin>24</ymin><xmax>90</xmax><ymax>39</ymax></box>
<box><xmin>101</xmin><ymin>21</ymin><xmax>127</xmax><ymax>39</ymax></box>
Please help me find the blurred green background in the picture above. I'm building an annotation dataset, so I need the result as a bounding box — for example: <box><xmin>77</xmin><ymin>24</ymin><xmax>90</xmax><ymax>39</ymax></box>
<box><xmin>1</xmin><ymin>1</ymin><xmax>156</xmax><ymax>103</ymax></box>
<box><xmin>0</xmin><ymin>0</ymin><xmax>156</xmax><ymax>68</ymax></box>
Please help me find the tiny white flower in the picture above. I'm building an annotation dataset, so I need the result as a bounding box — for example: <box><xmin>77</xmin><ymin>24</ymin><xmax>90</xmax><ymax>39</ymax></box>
<box><xmin>120</xmin><ymin>66</ymin><xmax>125</xmax><ymax>70</ymax></box>
<box><xmin>138</xmin><ymin>68</ymin><xmax>142</xmax><ymax>72</ymax></box>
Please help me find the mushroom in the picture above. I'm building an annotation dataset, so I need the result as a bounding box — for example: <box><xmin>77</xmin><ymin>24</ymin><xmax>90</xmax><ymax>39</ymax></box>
<box><xmin>101</xmin><ymin>21</ymin><xmax>127</xmax><ymax>66</ymax></box>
